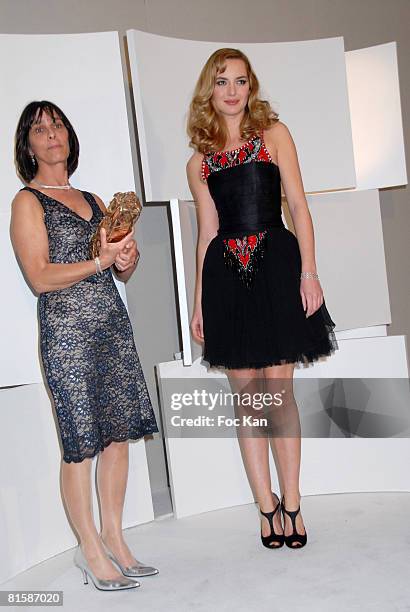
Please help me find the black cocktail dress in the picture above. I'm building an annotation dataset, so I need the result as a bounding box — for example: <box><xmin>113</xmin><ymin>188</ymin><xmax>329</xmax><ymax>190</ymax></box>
<box><xmin>200</xmin><ymin>133</ymin><xmax>338</xmax><ymax>370</ymax></box>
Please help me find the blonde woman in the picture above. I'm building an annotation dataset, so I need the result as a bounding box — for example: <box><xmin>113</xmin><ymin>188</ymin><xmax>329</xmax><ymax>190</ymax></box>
<box><xmin>187</xmin><ymin>49</ymin><xmax>338</xmax><ymax>549</ymax></box>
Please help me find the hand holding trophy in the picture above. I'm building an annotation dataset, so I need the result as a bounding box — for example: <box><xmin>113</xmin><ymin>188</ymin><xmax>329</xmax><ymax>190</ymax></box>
<box><xmin>90</xmin><ymin>191</ymin><xmax>142</xmax><ymax>260</ymax></box>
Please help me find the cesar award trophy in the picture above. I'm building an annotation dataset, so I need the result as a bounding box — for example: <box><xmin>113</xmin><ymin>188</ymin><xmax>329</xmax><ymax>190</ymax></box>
<box><xmin>90</xmin><ymin>191</ymin><xmax>142</xmax><ymax>259</ymax></box>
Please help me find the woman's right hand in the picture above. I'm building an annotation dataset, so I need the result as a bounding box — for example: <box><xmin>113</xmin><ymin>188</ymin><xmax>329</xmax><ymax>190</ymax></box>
<box><xmin>98</xmin><ymin>227</ymin><xmax>135</xmax><ymax>270</ymax></box>
<box><xmin>190</xmin><ymin>308</ymin><xmax>204</xmax><ymax>344</ymax></box>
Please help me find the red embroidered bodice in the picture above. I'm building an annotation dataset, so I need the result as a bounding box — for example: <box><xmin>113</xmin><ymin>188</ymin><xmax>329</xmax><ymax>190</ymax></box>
<box><xmin>201</xmin><ymin>133</ymin><xmax>282</xmax><ymax>288</ymax></box>
<box><xmin>201</xmin><ymin>132</ymin><xmax>274</xmax><ymax>182</ymax></box>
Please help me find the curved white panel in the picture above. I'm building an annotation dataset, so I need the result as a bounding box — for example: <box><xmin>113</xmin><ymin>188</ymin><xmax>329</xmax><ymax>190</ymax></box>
<box><xmin>0</xmin><ymin>31</ymin><xmax>134</xmax><ymax>386</ymax></box>
<box><xmin>127</xmin><ymin>30</ymin><xmax>356</xmax><ymax>200</ymax></box>
<box><xmin>346</xmin><ymin>42</ymin><xmax>407</xmax><ymax>190</ymax></box>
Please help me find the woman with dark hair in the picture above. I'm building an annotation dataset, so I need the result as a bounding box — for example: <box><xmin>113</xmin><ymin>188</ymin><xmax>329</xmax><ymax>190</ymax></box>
<box><xmin>187</xmin><ymin>49</ymin><xmax>338</xmax><ymax>550</ymax></box>
<box><xmin>11</xmin><ymin>101</ymin><xmax>159</xmax><ymax>590</ymax></box>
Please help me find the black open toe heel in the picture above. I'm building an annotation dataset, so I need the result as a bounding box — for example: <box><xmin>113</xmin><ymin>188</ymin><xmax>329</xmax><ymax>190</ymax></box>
<box><xmin>259</xmin><ymin>492</ymin><xmax>285</xmax><ymax>549</ymax></box>
<box><xmin>281</xmin><ymin>494</ymin><xmax>307</xmax><ymax>549</ymax></box>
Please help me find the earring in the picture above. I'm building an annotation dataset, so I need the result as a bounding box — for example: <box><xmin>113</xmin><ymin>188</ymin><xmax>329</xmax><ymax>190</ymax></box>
<box><xmin>31</xmin><ymin>155</ymin><xmax>36</xmax><ymax>166</ymax></box>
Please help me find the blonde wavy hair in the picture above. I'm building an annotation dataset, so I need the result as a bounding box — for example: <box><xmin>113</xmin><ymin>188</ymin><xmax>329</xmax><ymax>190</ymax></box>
<box><xmin>187</xmin><ymin>48</ymin><xmax>279</xmax><ymax>154</ymax></box>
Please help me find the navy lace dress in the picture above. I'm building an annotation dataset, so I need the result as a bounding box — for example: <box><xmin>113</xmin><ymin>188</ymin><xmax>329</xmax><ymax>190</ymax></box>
<box><xmin>200</xmin><ymin>133</ymin><xmax>339</xmax><ymax>369</ymax></box>
<box><xmin>22</xmin><ymin>186</ymin><xmax>158</xmax><ymax>463</ymax></box>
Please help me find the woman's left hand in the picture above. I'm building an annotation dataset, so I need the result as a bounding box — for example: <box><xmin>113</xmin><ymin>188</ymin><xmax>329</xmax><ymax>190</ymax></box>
<box><xmin>300</xmin><ymin>278</ymin><xmax>324</xmax><ymax>317</ymax></box>
<box><xmin>113</xmin><ymin>238</ymin><xmax>139</xmax><ymax>272</ymax></box>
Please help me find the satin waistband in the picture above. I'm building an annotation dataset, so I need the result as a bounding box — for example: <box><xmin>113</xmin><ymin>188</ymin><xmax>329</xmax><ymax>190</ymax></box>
<box><xmin>217</xmin><ymin>221</ymin><xmax>285</xmax><ymax>239</ymax></box>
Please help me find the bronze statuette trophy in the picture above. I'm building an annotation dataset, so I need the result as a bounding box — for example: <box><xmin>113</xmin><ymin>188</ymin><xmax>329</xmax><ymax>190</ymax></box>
<box><xmin>90</xmin><ymin>191</ymin><xmax>142</xmax><ymax>259</ymax></box>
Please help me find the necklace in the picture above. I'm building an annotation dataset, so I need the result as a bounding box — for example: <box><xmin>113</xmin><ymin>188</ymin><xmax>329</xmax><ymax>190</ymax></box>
<box><xmin>32</xmin><ymin>179</ymin><xmax>72</xmax><ymax>190</ymax></box>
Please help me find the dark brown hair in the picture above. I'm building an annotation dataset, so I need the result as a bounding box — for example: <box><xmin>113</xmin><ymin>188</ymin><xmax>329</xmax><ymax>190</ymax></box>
<box><xmin>15</xmin><ymin>100</ymin><xmax>80</xmax><ymax>182</ymax></box>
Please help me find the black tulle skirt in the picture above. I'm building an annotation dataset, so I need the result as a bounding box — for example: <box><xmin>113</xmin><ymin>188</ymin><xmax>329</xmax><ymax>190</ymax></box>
<box><xmin>201</xmin><ymin>226</ymin><xmax>338</xmax><ymax>370</ymax></box>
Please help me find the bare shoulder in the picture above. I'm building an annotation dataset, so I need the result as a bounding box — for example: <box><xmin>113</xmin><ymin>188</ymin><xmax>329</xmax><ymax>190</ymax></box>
<box><xmin>187</xmin><ymin>151</ymin><xmax>207</xmax><ymax>197</ymax></box>
<box><xmin>10</xmin><ymin>189</ymin><xmax>46</xmax><ymax>253</ymax></box>
<box><xmin>264</xmin><ymin>120</ymin><xmax>293</xmax><ymax>147</ymax></box>
<box><xmin>186</xmin><ymin>150</ymin><xmax>203</xmax><ymax>176</ymax></box>
<box><xmin>11</xmin><ymin>189</ymin><xmax>43</xmax><ymax>217</ymax></box>
<box><xmin>90</xmin><ymin>192</ymin><xmax>107</xmax><ymax>214</ymax></box>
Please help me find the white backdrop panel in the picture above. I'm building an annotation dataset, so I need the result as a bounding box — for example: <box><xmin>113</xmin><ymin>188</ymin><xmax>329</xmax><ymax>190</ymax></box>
<box><xmin>336</xmin><ymin>325</ymin><xmax>387</xmax><ymax>340</ymax></box>
<box><xmin>170</xmin><ymin>199</ymin><xmax>200</xmax><ymax>365</ymax></box>
<box><xmin>0</xmin><ymin>31</ymin><xmax>134</xmax><ymax>386</ymax></box>
<box><xmin>0</xmin><ymin>211</ymin><xmax>41</xmax><ymax>385</ymax></box>
<box><xmin>345</xmin><ymin>42</ymin><xmax>407</xmax><ymax>191</ymax></box>
<box><xmin>127</xmin><ymin>30</ymin><xmax>356</xmax><ymax>200</ymax></box>
<box><xmin>306</xmin><ymin>188</ymin><xmax>391</xmax><ymax>332</ymax></box>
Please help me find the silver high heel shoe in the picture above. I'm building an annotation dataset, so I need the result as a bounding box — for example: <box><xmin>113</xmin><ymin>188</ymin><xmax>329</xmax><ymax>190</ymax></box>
<box><xmin>102</xmin><ymin>541</ymin><xmax>159</xmax><ymax>577</ymax></box>
<box><xmin>73</xmin><ymin>545</ymin><xmax>140</xmax><ymax>590</ymax></box>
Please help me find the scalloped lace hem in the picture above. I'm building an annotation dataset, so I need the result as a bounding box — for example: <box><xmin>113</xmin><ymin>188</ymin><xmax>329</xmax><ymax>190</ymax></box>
<box><xmin>62</xmin><ymin>428</ymin><xmax>158</xmax><ymax>464</ymax></box>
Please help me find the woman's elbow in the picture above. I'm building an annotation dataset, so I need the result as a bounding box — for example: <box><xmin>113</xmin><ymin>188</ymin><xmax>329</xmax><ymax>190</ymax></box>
<box><xmin>29</xmin><ymin>266</ymin><xmax>49</xmax><ymax>294</ymax></box>
<box><xmin>198</xmin><ymin>230</ymin><xmax>218</xmax><ymax>246</ymax></box>
<box><xmin>31</xmin><ymin>277</ymin><xmax>47</xmax><ymax>294</ymax></box>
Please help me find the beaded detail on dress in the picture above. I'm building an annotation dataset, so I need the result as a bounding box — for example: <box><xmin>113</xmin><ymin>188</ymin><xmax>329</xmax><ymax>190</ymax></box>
<box><xmin>223</xmin><ymin>231</ymin><xmax>268</xmax><ymax>289</ymax></box>
<box><xmin>201</xmin><ymin>132</ymin><xmax>273</xmax><ymax>182</ymax></box>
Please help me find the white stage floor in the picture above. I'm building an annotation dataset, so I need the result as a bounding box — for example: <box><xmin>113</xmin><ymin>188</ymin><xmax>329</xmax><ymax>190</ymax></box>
<box><xmin>2</xmin><ymin>492</ymin><xmax>409</xmax><ymax>612</ymax></box>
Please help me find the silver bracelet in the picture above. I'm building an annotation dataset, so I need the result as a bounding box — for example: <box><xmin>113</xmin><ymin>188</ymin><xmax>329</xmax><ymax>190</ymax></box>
<box><xmin>300</xmin><ymin>271</ymin><xmax>319</xmax><ymax>280</ymax></box>
<box><xmin>94</xmin><ymin>256</ymin><xmax>103</xmax><ymax>275</ymax></box>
